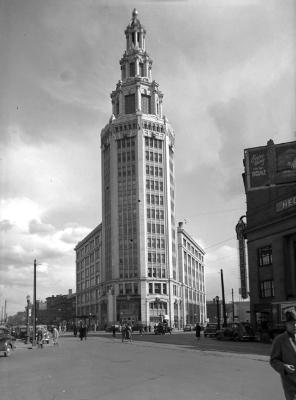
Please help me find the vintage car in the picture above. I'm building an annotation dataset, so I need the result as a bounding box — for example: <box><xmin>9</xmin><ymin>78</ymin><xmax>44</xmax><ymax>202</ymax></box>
<box><xmin>183</xmin><ymin>324</ymin><xmax>194</xmax><ymax>332</ymax></box>
<box><xmin>215</xmin><ymin>322</ymin><xmax>256</xmax><ymax>341</ymax></box>
<box><xmin>154</xmin><ymin>323</ymin><xmax>172</xmax><ymax>335</ymax></box>
<box><xmin>0</xmin><ymin>326</ymin><xmax>15</xmax><ymax>357</ymax></box>
<box><xmin>204</xmin><ymin>323</ymin><xmax>218</xmax><ymax>337</ymax></box>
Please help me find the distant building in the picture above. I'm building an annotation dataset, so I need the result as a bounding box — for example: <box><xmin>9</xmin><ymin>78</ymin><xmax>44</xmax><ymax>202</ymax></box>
<box><xmin>75</xmin><ymin>224</ymin><xmax>102</xmax><ymax>322</ymax></box>
<box><xmin>206</xmin><ymin>300</ymin><xmax>250</xmax><ymax>324</ymax></box>
<box><xmin>243</xmin><ymin>139</ymin><xmax>296</xmax><ymax>328</ymax></box>
<box><xmin>36</xmin><ymin>290</ymin><xmax>76</xmax><ymax>326</ymax></box>
<box><xmin>177</xmin><ymin>222</ymin><xmax>206</xmax><ymax>327</ymax></box>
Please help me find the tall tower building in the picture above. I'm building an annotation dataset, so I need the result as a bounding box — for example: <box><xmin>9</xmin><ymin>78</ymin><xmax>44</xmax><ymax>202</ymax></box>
<box><xmin>75</xmin><ymin>10</ymin><xmax>206</xmax><ymax>329</ymax></box>
<box><xmin>100</xmin><ymin>9</ymin><xmax>177</xmax><ymax>326</ymax></box>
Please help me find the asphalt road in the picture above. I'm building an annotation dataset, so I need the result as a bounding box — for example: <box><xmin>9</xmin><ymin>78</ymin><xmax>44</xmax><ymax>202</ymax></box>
<box><xmin>0</xmin><ymin>334</ymin><xmax>282</xmax><ymax>400</ymax></box>
<box><xmin>102</xmin><ymin>330</ymin><xmax>272</xmax><ymax>356</ymax></box>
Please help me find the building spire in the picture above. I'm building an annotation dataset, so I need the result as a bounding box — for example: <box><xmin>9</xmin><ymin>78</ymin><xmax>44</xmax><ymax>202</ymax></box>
<box><xmin>110</xmin><ymin>10</ymin><xmax>164</xmax><ymax>119</ymax></box>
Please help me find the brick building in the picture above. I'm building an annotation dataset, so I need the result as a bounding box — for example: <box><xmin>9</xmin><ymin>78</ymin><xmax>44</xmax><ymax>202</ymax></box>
<box><xmin>243</xmin><ymin>139</ymin><xmax>296</xmax><ymax>329</ymax></box>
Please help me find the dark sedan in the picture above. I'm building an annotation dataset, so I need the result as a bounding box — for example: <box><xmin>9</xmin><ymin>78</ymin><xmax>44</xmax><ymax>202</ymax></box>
<box><xmin>0</xmin><ymin>326</ymin><xmax>15</xmax><ymax>357</ymax></box>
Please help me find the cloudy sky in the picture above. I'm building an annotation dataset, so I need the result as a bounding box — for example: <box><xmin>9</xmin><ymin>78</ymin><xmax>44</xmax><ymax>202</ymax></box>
<box><xmin>0</xmin><ymin>0</ymin><xmax>295</xmax><ymax>316</ymax></box>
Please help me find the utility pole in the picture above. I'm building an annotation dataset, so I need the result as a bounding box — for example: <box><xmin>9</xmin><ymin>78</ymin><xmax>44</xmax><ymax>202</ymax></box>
<box><xmin>4</xmin><ymin>299</ymin><xmax>7</xmax><ymax>323</ymax></box>
<box><xmin>220</xmin><ymin>269</ymin><xmax>227</xmax><ymax>327</ymax></box>
<box><xmin>232</xmin><ymin>288</ymin><xmax>235</xmax><ymax>322</ymax></box>
<box><xmin>33</xmin><ymin>259</ymin><xmax>36</xmax><ymax>347</ymax></box>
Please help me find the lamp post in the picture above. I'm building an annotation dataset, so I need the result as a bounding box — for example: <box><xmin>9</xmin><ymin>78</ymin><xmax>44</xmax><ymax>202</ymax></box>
<box><xmin>26</xmin><ymin>295</ymin><xmax>30</xmax><ymax>344</ymax></box>
<box><xmin>155</xmin><ymin>297</ymin><xmax>160</xmax><ymax>322</ymax></box>
<box><xmin>215</xmin><ymin>296</ymin><xmax>220</xmax><ymax>330</ymax></box>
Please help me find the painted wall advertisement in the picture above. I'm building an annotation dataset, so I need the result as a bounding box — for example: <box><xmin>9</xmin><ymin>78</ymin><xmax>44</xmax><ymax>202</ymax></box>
<box><xmin>245</xmin><ymin>148</ymin><xmax>268</xmax><ymax>189</ymax></box>
<box><xmin>276</xmin><ymin>143</ymin><xmax>296</xmax><ymax>180</ymax></box>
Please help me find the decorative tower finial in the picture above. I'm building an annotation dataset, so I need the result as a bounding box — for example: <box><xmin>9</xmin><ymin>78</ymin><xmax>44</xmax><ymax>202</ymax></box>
<box><xmin>132</xmin><ymin>8</ymin><xmax>138</xmax><ymax>20</ymax></box>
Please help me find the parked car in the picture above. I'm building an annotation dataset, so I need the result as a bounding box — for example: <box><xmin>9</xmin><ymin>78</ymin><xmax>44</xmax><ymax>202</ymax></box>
<box><xmin>183</xmin><ymin>324</ymin><xmax>194</xmax><ymax>332</ymax></box>
<box><xmin>215</xmin><ymin>322</ymin><xmax>256</xmax><ymax>341</ymax></box>
<box><xmin>204</xmin><ymin>323</ymin><xmax>218</xmax><ymax>337</ymax></box>
<box><xmin>154</xmin><ymin>323</ymin><xmax>172</xmax><ymax>335</ymax></box>
<box><xmin>0</xmin><ymin>326</ymin><xmax>15</xmax><ymax>357</ymax></box>
<box><xmin>105</xmin><ymin>324</ymin><xmax>120</xmax><ymax>332</ymax></box>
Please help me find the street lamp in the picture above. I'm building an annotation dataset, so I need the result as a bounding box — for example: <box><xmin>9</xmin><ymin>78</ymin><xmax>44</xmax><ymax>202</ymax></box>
<box><xmin>215</xmin><ymin>296</ymin><xmax>221</xmax><ymax>330</ymax></box>
<box><xmin>155</xmin><ymin>297</ymin><xmax>160</xmax><ymax>322</ymax></box>
<box><xmin>32</xmin><ymin>259</ymin><xmax>42</xmax><ymax>347</ymax></box>
<box><xmin>26</xmin><ymin>295</ymin><xmax>30</xmax><ymax>344</ymax></box>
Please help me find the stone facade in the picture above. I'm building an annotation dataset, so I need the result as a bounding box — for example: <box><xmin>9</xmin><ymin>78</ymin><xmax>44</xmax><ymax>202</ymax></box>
<box><xmin>75</xmin><ymin>10</ymin><xmax>206</xmax><ymax>329</ymax></box>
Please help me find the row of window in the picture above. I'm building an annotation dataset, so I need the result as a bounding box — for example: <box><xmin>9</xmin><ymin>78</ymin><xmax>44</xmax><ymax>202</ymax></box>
<box><xmin>147</xmin><ymin>222</ymin><xmax>165</xmax><ymax>234</ymax></box>
<box><xmin>148</xmin><ymin>282</ymin><xmax>167</xmax><ymax>295</ymax></box>
<box><xmin>148</xmin><ymin>252</ymin><xmax>166</xmax><ymax>264</ymax></box>
<box><xmin>122</xmin><ymin>61</ymin><xmax>145</xmax><ymax>79</ymax></box>
<box><xmin>148</xmin><ymin>267</ymin><xmax>166</xmax><ymax>278</ymax></box>
<box><xmin>146</xmin><ymin>194</ymin><xmax>164</xmax><ymax>206</ymax></box>
<box><xmin>146</xmin><ymin>180</ymin><xmax>164</xmax><ymax>191</ymax></box>
<box><xmin>119</xmin><ymin>282</ymin><xmax>138</xmax><ymax>295</ymax></box>
<box><xmin>77</xmin><ymin>277</ymin><xmax>99</xmax><ymax>291</ymax></box>
<box><xmin>77</xmin><ymin>257</ymin><xmax>101</xmax><ymax>271</ymax></box>
<box><xmin>118</xmin><ymin>165</ymin><xmax>136</xmax><ymax>177</ymax></box>
<box><xmin>182</xmin><ymin>238</ymin><xmax>204</xmax><ymax>261</ymax></box>
<box><xmin>77</xmin><ymin>266</ymin><xmax>98</xmax><ymax>280</ymax></box>
<box><xmin>116</xmin><ymin>136</ymin><xmax>136</xmax><ymax>146</ymax></box>
<box><xmin>145</xmin><ymin>137</ymin><xmax>163</xmax><ymax>148</ymax></box>
<box><xmin>147</xmin><ymin>237</ymin><xmax>165</xmax><ymax>249</ymax></box>
<box><xmin>76</xmin><ymin>236</ymin><xmax>101</xmax><ymax>259</ymax></box>
<box><xmin>145</xmin><ymin>151</ymin><xmax>163</xmax><ymax>163</ymax></box>
<box><xmin>145</xmin><ymin>165</ymin><xmax>163</xmax><ymax>177</ymax></box>
<box><xmin>119</xmin><ymin>271</ymin><xmax>138</xmax><ymax>279</ymax></box>
<box><xmin>118</xmin><ymin>151</ymin><xmax>136</xmax><ymax>163</ymax></box>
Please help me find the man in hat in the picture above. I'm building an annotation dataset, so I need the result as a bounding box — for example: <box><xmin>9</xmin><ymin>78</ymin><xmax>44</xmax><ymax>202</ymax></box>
<box><xmin>270</xmin><ymin>310</ymin><xmax>296</xmax><ymax>400</ymax></box>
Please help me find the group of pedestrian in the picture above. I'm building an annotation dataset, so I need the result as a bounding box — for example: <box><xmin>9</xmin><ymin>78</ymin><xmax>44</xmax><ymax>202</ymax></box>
<box><xmin>121</xmin><ymin>323</ymin><xmax>132</xmax><ymax>342</ymax></box>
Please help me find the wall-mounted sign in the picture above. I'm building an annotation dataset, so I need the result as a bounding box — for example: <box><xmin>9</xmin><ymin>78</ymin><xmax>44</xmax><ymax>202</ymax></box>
<box><xmin>276</xmin><ymin>143</ymin><xmax>296</xmax><ymax>178</ymax></box>
<box><xmin>244</xmin><ymin>140</ymin><xmax>296</xmax><ymax>191</ymax></box>
<box><xmin>276</xmin><ymin>196</ymin><xmax>296</xmax><ymax>212</ymax></box>
<box><xmin>245</xmin><ymin>148</ymin><xmax>268</xmax><ymax>189</ymax></box>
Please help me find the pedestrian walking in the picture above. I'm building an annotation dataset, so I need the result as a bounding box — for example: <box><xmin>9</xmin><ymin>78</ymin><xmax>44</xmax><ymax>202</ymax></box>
<box><xmin>52</xmin><ymin>326</ymin><xmax>59</xmax><ymax>346</ymax></box>
<box><xmin>195</xmin><ymin>323</ymin><xmax>201</xmax><ymax>341</ymax></box>
<box><xmin>121</xmin><ymin>324</ymin><xmax>126</xmax><ymax>342</ymax></box>
<box><xmin>83</xmin><ymin>325</ymin><xmax>87</xmax><ymax>340</ymax></box>
<box><xmin>126</xmin><ymin>323</ymin><xmax>132</xmax><ymax>342</ymax></box>
<box><xmin>37</xmin><ymin>328</ymin><xmax>43</xmax><ymax>348</ymax></box>
<box><xmin>73</xmin><ymin>325</ymin><xmax>77</xmax><ymax>337</ymax></box>
<box><xmin>270</xmin><ymin>310</ymin><xmax>296</xmax><ymax>400</ymax></box>
<box><xmin>79</xmin><ymin>324</ymin><xmax>85</xmax><ymax>341</ymax></box>
<box><xmin>112</xmin><ymin>325</ymin><xmax>116</xmax><ymax>337</ymax></box>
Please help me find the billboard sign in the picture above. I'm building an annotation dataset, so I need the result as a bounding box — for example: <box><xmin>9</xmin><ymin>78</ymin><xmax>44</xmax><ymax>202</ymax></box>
<box><xmin>245</xmin><ymin>141</ymin><xmax>296</xmax><ymax>190</ymax></box>
<box><xmin>276</xmin><ymin>143</ymin><xmax>296</xmax><ymax>180</ymax></box>
<box><xmin>245</xmin><ymin>148</ymin><xmax>269</xmax><ymax>189</ymax></box>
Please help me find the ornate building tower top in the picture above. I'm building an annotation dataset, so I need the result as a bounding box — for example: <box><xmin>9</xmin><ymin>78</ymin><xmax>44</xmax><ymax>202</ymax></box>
<box><xmin>108</xmin><ymin>9</ymin><xmax>163</xmax><ymax>121</ymax></box>
<box><xmin>124</xmin><ymin>9</ymin><xmax>146</xmax><ymax>53</ymax></box>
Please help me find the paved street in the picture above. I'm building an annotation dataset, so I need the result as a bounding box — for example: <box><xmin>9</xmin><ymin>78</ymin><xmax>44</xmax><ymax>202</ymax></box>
<box><xmin>100</xmin><ymin>331</ymin><xmax>272</xmax><ymax>356</ymax></box>
<box><xmin>1</xmin><ymin>335</ymin><xmax>283</xmax><ymax>400</ymax></box>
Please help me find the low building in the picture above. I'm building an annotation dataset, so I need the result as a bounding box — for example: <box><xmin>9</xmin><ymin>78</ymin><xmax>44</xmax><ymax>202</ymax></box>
<box><xmin>36</xmin><ymin>290</ymin><xmax>76</xmax><ymax>327</ymax></box>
